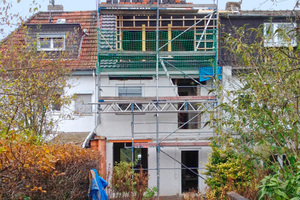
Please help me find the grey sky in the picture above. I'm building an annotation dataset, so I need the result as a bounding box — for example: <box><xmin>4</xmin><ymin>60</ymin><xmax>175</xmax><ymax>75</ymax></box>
<box><xmin>11</xmin><ymin>0</ymin><xmax>300</xmax><ymax>14</ymax></box>
<box><xmin>1</xmin><ymin>0</ymin><xmax>298</xmax><ymax>39</ymax></box>
<box><xmin>42</xmin><ymin>0</ymin><xmax>297</xmax><ymax>11</ymax></box>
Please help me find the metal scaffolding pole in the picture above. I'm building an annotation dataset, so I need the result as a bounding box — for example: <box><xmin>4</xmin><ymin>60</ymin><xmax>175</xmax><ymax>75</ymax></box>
<box><xmin>155</xmin><ymin>0</ymin><xmax>160</xmax><ymax>197</ymax></box>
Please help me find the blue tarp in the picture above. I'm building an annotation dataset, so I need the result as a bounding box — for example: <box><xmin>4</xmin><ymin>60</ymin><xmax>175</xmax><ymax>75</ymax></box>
<box><xmin>199</xmin><ymin>66</ymin><xmax>222</xmax><ymax>82</ymax></box>
<box><xmin>88</xmin><ymin>169</ymin><xmax>109</xmax><ymax>200</ymax></box>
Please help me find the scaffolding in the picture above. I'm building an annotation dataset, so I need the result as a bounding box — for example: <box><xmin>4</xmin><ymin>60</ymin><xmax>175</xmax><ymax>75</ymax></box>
<box><xmin>96</xmin><ymin>0</ymin><xmax>218</xmax><ymax>197</ymax></box>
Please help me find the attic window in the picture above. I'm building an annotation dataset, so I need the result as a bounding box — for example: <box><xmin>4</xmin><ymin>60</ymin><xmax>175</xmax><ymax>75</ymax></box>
<box><xmin>37</xmin><ymin>34</ymin><xmax>65</xmax><ymax>51</ymax></box>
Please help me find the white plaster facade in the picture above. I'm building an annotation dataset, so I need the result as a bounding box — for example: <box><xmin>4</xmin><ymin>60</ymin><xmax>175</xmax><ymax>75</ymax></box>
<box><xmin>54</xmin><ymin>68</ymin><xmax>234</xmax><ymax>196</ymax></box>
<box><xmin>97</xmin><ymin>75</ymin><xmax>214</xmax><ymax>196</ymax></box>
<box><xmin>55</xmin><ymin>73</ymin><xmax>98</xmax><ymax>133</ymax></box>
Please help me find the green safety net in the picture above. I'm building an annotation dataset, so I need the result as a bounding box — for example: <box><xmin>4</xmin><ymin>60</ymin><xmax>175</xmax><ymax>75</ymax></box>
<box><xmin>97</xmin><ymin>29</ymin><xmax>217</xmax><ymax>74</ymax></box>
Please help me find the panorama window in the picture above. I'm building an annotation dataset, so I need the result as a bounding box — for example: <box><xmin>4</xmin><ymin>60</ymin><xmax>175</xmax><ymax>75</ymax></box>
<box><xmin>264</xmin><ymin>23</ymin><xmax>297</xmax><ymax>47</ymax></box>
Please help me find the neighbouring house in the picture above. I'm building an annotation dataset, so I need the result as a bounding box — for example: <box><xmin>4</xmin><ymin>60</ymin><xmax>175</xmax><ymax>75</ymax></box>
<box><xmin>3</xmin><ymin>1</ymin><xmax>298</xmax><ymax>197</ymax></box>
<box><xmin>219</xmin><ymin>9</ymin><xmax>299</xmax><ymax>101</ymax></box>
<box><xmin>20</xmin><ymin>8</ymin><xmax>99</xmax><ymax>144</ymax></box>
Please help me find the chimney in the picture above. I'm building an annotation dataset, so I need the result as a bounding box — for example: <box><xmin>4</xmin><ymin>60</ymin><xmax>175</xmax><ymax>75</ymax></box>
<box><xmin>48</xmin><ymin>0</ymin><xmax>64</xmax><ymax>11</ymax></box>
<box><xmin>225</xmin><ymin>2</ymin><xmax>241</xmax><ymax>12</ymax></box>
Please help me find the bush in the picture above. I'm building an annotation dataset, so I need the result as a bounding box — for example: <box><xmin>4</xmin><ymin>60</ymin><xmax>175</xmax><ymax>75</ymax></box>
<box><xmin>0</xmin><ymin>139</ymin><xmax>100</xmax><ymax>200</ymax></box>
<box><xmin>204</xmin><ymin>145</ymin><xmax>259</xmax><ymax>199</ymax></box>
<box><xmin>108</xmin><ymin>161</ymin><xmax>156</xmax><ymax>200</ymax></box>
<box><xmin>259</xmin><ymin>163</ymin><xmax>300</xmax><ymax>200</ymax></box>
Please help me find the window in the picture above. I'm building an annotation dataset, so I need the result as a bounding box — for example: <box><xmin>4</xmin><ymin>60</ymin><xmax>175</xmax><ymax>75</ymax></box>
<box><xmin>238</xmin><ymin>94</ymin><xmax>251</xmax><ymax>108</ymax></box>
<box><xmin>113</xmin><ymin>142</ymin><xmax>148</xmax><ymax>172</ymax></box>
<box><xmin>52</xmin><ymin>94</ymin><xmax>61</xmax><ymax>112</ymax></box>
<box><xmin>264</xmin><ymin>23</ymin><xmax>297</xmax><ymax>47</ymax></box>
<box><xmin>118</xmin><ymin>86</ymin><xmax>142</xmax><ymax>97</ymax></box>
<box><xmin>75</xmin><ymin>94</ymin><xmax>92</xmax><ymax>114</ymax></box>
<box><xmin>175</xmin><ymin>79</ymin><xmax>199</xmax><ymax>129</ymax></box>
<box><xmin>118</xmin><ymin>86</ymin><xmax>142</xmax><ymax>111</ymax></box>
<box><xmin>37</xmin><ymin>34</ymin><xmax>65</xmax><ymax>51</ymax></box>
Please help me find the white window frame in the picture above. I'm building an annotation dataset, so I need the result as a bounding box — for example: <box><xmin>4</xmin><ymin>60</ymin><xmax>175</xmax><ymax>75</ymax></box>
<box><xmin>117</xmin><ymin>86</ymin><xmax>143</xmax><ymax>112</ymax></box>
<box><xmin>74</xmin><ymin>93</ymin><xmax>93</xmax><ymax>115</ymax></box>
<box><xmin>264</xmin><ymin>22</ymin><xmax>297</xmax><ymax>47</ymax></box>
<box><xmin>52</xmin><ymin>94</ymin><xmax>62</xmax><ymax>113</ymax></box>
<box><xmin>118</xmin><ymin>86</ymin><xmax>143</xmax><ymax>97</ymax></box>
<box><xmin>37</xmin><ymin>34</ymin><xmax>66</xmax><ymax>51</ymax></box>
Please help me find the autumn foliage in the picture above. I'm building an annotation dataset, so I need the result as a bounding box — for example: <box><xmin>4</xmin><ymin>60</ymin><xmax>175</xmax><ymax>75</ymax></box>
<box><xmin>0</xmin><ymin>139</ymin><xmax>100</xmax><ymax>200</ymax></box>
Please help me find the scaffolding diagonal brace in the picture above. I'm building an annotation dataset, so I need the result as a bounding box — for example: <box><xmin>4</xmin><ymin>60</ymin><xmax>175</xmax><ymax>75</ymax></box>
<box><xmin>159</xmin><ymin>113</ymin><xmax>200</xmax><ymax>144</ymax></box>
<box><xmin>158</xmin><ymin>10</ymin><xmax>216</xmax><ymax>51</ymax></box>
<box><xmin>195</xmin><ymin>13</ymin><xmax>213</xmax><ymax>51</ymax></box>
<box><xmin>160</xmin><ymin>59</ymin><xmax>178</xmax><ymax>96</ymax></box>
<box><xmin>160</xmin><ymin>150</ymin><xmax>206</xmax><ymax>180</ymax></box>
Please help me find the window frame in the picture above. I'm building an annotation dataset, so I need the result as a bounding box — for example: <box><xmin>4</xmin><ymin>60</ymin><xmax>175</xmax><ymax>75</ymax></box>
<box><xmin>118</xmin><ymin>86</ymin><xmax>143</xmax><ymax>97</ymax></box>
<box><xmin>264</xmin><ymin>22</ymin><xmax>297</xmax><ymax>47</ymax></box>
<box><xmin>52</xmin><ymin>94</ymin><xmax>62</xmax><ymax>112</ymax></box>
<box><xmin>74</xmin><ymin>93</ymin><xmax>93</xmax><ymax>115</ymax></box>
<box><xmin>117</xmin><ymin>86</ymin><xmax>143</xmax><ymax>112</ymax></box>
<box><xmin>37</xmin><ymin>34</ymin><xmax>66</xmax><ymax>51</ymax></box>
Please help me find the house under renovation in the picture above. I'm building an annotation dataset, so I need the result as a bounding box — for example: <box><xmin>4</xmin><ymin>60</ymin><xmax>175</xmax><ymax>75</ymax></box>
<box><xmin>87</xmin><ymin>0</ymin><xmax>219</xmax><ymax>196</ymax></box>
<box><xmin>10</xmin><ymin>0</ymin><xmax>298</xmax><ymax>197</ymax></box>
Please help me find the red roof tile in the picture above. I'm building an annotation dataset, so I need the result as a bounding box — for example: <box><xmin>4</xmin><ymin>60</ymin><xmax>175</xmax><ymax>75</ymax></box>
<box><xmin>7</xmin><ymin>11</ymin><xmax>98</xmax><ymax>70</ymax></box>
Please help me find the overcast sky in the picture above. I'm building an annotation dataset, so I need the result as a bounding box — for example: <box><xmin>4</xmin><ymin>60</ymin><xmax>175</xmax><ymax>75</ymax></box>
<box><xmin>11</xmin><ymin>0</ymin><xmax>299</xmax><ymax>14</ymax></box>
<box><xmin>1</xmin><ymin>0</ymin><xmax>298</xmax><ymax>39</ymax></box>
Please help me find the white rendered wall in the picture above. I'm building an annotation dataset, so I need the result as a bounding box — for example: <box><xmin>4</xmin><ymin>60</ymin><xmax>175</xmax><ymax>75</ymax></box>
<box><xmin>97</xmin><ymin>76</ymin><xmax>178</xmax><ymax>139</ymax></box>
<box><xmin>145</xmin><ymin>146</ymin><xmax>212</xmax><ymax>196</ymax></box>
<box><xmin>55</xmin><ymin>75</ymin><xmax>97</xmax><ymax>133</ymax></box>
<box><xmin>222</xmin><ymin>66</ymin><xmax>242</xmax><ymax>103</ymax></box>
<box><xmin>99</xmin><ymin>75</ymin><xmax>214</xmax><ymax>196</ymax></box>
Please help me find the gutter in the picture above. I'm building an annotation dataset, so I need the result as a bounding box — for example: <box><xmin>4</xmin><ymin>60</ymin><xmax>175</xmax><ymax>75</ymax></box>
<box><xmin>82</xmin><ymin>124</ymin><xmax>98</xmax><ymax>148</ymax></box>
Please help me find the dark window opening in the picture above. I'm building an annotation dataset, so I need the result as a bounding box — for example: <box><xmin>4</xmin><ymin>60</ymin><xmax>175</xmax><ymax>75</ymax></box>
<box><xmin>113</xmin><ymin>142</ymin><xmax>148</xmax><ymax>172</ymax></box>
<box><xmin>238</xmin><ymin>94</ymin><xmax>251</xmax><ymax>108</ymax></box>
<box><xmin>173</xmin><ymin>79</ymin><xmax>200</xmax><ymax>129</ymax></box>
<box><xmin>268</xmin><ymin>154</ymin><xmax>290</xmax><ymax>167</ymax></box>
<box><xmin>109</xmin><ymin>76</ymin><xmax>153</xmax><ymax>80</ymax></box>
<box><xmin>181</xmin><ymin>151</ymin><xmax>199</xmax><ymax>193</ymax></box>
<box><xmin>52</xmin><ymin>94</ymin><xmax>61</xmax><ymax>111</ymax></box>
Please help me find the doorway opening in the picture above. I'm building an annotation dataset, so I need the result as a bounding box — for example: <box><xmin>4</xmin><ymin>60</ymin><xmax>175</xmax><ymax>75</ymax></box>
<box><xmin>181</xmin><ymin>150</ymin><xmax>199</xmax><ymax>193</ymax></box>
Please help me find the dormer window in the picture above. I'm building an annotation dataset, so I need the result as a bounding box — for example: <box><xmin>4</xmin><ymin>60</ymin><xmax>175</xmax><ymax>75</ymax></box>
<box><xmin>37</xmin><ymin>34</ymin><xmax>65</xmax><ymax>51</ymax></box>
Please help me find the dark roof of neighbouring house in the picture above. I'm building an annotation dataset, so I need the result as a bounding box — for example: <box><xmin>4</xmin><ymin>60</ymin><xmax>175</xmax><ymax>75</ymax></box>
<box><xmin>220</xmin><ymin>10</ymin><xmax>300</xmax><ymax>17</ymax></box>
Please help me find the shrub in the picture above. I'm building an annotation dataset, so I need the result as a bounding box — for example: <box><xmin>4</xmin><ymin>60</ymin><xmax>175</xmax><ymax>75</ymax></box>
<box><xmin>0</xmin><ymin>139</ymin><xmax>100</xmax><ymax>200</ymax></box>
<box><xmin>108</xmin><ymin>161</ymin><xmax>155</xmax><ymax>200</ymax></box>
<box><xmin>259</xmin><ymin>163</ymin><xmax>300</xmax><ymax>200</ymax></box>
<box><xmin>204</xmin><ymin>145</ymin><xmax>259</xmax><ymax>199</ymax></box>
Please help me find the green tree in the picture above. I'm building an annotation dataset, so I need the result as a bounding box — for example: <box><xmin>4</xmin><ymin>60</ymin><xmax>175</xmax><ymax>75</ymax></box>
<box><xmin>0</xmin><ymin>1</ymin><xmax>73</xmax><ymax>142</ymax></box>
<box><xmin>206</xmin><ymin>21</ymin><xmax>300</xmax><ymax>199</ymax></box>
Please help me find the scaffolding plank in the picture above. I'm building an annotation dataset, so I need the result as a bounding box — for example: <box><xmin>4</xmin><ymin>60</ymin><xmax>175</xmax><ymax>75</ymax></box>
<box><xmin>99</xmin><ymin>96</ymin><xmax>216</xmax><ymax>101</ymax></box>
<box><xmin>98</xmin><ymin>50</ymin><xmax>216</xmax><ymax>56</ymax></box>
<box><xmin>134</xmin><ymin>141</ymin><xmax>210</xmax><ymax>147</ymax></box>
<box><xmin>99</xmin><ymin>4</ymin><xmax>217</xmax><ymax>9</ymax></box>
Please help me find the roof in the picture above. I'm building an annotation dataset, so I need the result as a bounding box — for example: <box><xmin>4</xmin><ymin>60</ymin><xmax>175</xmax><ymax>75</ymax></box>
<box><xmin>51</xmin><ymin>132</ymin><xmax>90</xmax><ymax>146</ymax></box>
<box><xmin>240</xmin><ymin>10</ymin><xmax>299</xmax><ymax>16</ymax></box>
<box><xmin>6</xmin><ymin>10</ymin><xmax>98</xmax><ymax>70</ymax></box>
<box><xmin>219</xmin><ymin>10</ymin><xmax>300</xmax><ymax>17</ymax></box>
<box><xmin>7</xmin><ymin>8</ymin><xmax>297</xmax><ymax>71</ymax></box>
